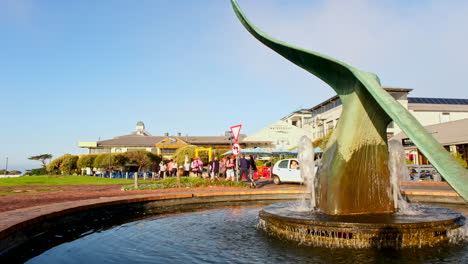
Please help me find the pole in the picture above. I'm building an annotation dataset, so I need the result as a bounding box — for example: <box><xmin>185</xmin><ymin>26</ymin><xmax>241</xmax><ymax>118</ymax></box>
<box><xmin>5</xmin><ymin>157</ymin><xmax>8</xmax><ymax>176</ymax></box>
<box><xmin>108</xmin><ymin>149</ymin><xmax>111</xmax><ymax>178</ymax></box>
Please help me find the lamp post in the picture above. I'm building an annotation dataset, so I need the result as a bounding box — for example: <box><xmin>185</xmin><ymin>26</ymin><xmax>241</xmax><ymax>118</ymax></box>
<box><xmin>108</xmin><ymin>149</ymin><xmax>112</xmax><ymax>178</ymax></box>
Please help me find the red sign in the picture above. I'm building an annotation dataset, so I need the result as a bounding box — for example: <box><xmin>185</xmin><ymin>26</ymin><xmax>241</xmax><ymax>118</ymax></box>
<box><xmin>232</xmin><ymin>143</ymin><xmax>241</xmax><ymax>156</ymax></box>
<box><xmin>230</xmin><ymin>124</ymin><xmax>242</xmax><ymax>142</ymax></box>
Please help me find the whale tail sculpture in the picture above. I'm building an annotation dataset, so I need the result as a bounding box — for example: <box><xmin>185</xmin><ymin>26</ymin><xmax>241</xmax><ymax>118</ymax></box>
<box><xmin>231</xmin><ymin>0</ymin><xmax>468</xmax><ymax>214</ymax></box>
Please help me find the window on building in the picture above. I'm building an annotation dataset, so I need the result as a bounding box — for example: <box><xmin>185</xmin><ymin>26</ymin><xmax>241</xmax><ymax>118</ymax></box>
<box><xmin>161</xmin><ymin>149</ymin><xmax>176</xmax><ymax>155</ymax></box>
<box><xmin>326</xmin><ymin>121</ymin><xmax>334</xmax><ymax>131</ymax></box>
<box><xmin>292</xmin><ymin>121</ymin><xmax>297</xmax><ymax>126</ymax></box>
<box><xmin>441</xmin><ymin>113</ymin><xmax>450</xmax><ymax>123</ymax></box>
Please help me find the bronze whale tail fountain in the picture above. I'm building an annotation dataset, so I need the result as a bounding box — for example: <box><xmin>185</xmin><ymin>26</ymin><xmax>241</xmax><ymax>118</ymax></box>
<box><xmin>231</xmin><ymin>0</ymin><xmax>468</xmax><ymax>248</ymax></box>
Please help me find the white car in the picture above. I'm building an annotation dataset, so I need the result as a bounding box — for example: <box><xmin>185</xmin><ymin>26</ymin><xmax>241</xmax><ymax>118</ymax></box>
<box><xmin>271</xmin><ymin>158</ymin><xmax>318</xmax><ymax>185</ymax></box>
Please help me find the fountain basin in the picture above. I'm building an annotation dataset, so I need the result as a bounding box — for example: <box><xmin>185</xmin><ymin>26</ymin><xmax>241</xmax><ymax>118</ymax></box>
<box><xmin>259</xmin><ymin>202</ymin><xmax>465</xmax><ymax>248</ymax></box>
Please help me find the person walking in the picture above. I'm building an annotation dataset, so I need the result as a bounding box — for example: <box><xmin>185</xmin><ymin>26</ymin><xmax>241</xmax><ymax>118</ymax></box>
<box><xmin>249</xmin><ymin>155</ymin><xmax>257</xmax><ymax>188</ymax></box>
<box><xmin>239</xmin><ymin>154</ymin><xmax>250</xmax><ymax>183</ymax></box>
<box><xmin>209</xmin><ymin>156</ymin><xmax>220</xmax><ymax>180</ymax></box>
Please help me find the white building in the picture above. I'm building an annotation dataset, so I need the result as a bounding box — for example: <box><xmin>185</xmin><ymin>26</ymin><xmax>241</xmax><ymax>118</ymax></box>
<box><xmin>281</xmin><ymin>87</ymin><xmax>468</xmax><ymax>141</ymax></box>
<box><xmin>243</xmin><ymin>120</ymin><xmax>309</xmax><ymax>150</ymax></box>
<box><xmin>392</xmin><ymin>118</ymin><xmax>468</xmax><ymax>165</ymax></box>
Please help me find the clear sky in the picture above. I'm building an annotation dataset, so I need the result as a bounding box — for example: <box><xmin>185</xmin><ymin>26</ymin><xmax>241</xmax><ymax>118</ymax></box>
<box><xmin>1</xmin><ymin>0</ymin><xmax>468</xmax><ymax>172</ymax></box>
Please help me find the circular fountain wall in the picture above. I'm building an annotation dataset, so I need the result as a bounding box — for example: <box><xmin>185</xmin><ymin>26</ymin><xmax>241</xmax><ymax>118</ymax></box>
<box><xmin>259</xmin><ymin>202</ymin><xmax>465</xmax><ymax>248</ymax></box>
<box><xmin>15</xmin><ymin>201</ymin><xmax>468</xmax><ymax>264</ymax></box>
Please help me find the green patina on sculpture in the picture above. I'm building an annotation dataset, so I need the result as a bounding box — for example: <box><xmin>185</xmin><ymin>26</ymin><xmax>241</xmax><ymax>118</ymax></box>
<box><xmin>232</xmin><ymin>0</ymin><xmax>468</xmax><ymax>215</ymax></box>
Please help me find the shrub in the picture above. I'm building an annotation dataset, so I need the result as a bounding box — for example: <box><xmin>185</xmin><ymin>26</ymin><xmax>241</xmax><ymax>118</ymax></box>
<box><xmin>121</xmin><ymin>177</ymin><xmax>248</xmax><ymax>191</ymax></box>
<box><xmin>59</xmin><ymin>154</ymin><xmax>79</xmax><ymax>175</ymax></box>
<box><xmin>25</xmin><ymin>167</ymin><xmax>48</xmax><ymax>176</ymax></box>
<box><xmin>452</xmin><ymin>152</ymin><xmax>467</xmax><ymax>168</ymax></box>
<box><xmin>47</xmin><ymin>155</ymin><xmax>66</xmax><ymax>174</ymax></box>
<box><xmin>77</xmin><ymin>154</ymin><xmax>97</xmax><ymax>169</ymax></box>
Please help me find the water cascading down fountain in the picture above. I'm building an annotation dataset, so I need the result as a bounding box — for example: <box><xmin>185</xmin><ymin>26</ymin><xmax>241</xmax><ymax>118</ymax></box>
<box><xmin>231</xmin><ymin>0</ymin><xmax>468</xmax><ymax>248</ymax></box>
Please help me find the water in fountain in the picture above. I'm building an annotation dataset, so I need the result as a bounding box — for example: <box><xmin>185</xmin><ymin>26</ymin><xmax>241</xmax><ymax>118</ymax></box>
<box><xmin>293</xmin><ymin>136</ymin><xmax>316</xmax><ymax>212</ymax></box>
<box><xmin>388</xmin><ymin>140</ymin><xmax>414</xmax><ymax>214</ymax></box>
<box><xmin>259</xmin><ymin>138</ymin><xmax>465</xmax><ymax>248</ymax></box>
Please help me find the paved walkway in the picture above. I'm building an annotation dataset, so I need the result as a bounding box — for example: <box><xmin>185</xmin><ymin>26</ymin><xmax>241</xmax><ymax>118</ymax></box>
<box><xmin>400</xmin><ymin>181</ymin><xmax>463</xmax><ymax>201</ymax></box>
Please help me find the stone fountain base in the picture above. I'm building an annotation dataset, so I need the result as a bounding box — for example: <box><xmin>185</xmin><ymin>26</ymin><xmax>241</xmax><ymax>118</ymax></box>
<box><xmin>259</xmin><ymin>202</ymin><xmax>465</xmax><ymax>248</ymax></box>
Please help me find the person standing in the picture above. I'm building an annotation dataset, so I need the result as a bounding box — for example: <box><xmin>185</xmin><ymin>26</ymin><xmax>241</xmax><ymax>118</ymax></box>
<box><xmin>197</xmin><ymin>158</ymin><xmax>204</xmax><ymax>178</ymax></box>
<box><xmin>220</xmin><ymin>157</ymin><xmax>227</xmax><ymax>178</ymax></box>
<box><xmin>172</xmin><ymin>160</ymin><xmax>178</xmax><ymax>177</ymax></box>
<box><xmin>159</xmin><ymin>161</ymin><xmax>167</xmax><ymax>179</ymax></box>
<box><xmin>209</xmin><ymin>156</ymin><xmax>220</xmax><ymax>180</ymax></box>
<box><xmin>184</xmin><ymin>159</ymin><xmax>190</xmax><ymax>176</ymax></box>
<box><xmin>225</xmin><ymin>156</ymin><xmax>235</xmax><ymax>181</ymax></box>
<box><xmin>167</xmin><ymin>160</ymin><xmax>174</xmax><ymax>177</ymax></box>
<box><xmin>190</xmin><ymin>157</ymin><xmax>200</xmax><ymax>177</ymax></box>
<box><xmin>239</xmin><ymin>154</ymin><xmax>250</xmax><ymax>183</ymax></box>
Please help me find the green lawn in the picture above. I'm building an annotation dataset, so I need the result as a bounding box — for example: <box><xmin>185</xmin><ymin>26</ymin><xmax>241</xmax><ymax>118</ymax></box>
<box><xmin>0</xmin><ymin>175</ymin><xmax>154</xmax><ymax>187</ymax></box>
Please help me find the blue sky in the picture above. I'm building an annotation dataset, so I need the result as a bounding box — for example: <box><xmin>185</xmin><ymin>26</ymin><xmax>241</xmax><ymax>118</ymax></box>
<box><xmin>1</xmin><ymin>0</ymin><xmax>468</xmax><ymax>172</ymax></box>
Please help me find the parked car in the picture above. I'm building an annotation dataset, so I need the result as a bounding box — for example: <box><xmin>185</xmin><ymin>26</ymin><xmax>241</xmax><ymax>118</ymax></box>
<box><xmin>271</xmin><ymin>158</ymin><xmax>318</xmax><ymax>185</ymax></box>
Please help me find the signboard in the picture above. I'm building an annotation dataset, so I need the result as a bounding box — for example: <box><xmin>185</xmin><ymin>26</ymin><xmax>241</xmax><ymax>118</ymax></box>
<box><xmin>402</xmin><ymin>138</ymin><xmax>414</xmax><ymax>147</ymax></box>
<box><xmin>232</xmin><ymin>143</ymin><xmax>241</xmax><ymax>156</ymax></box>
<box><xmin>230</xmin><ymin>124</ymin><xmax>242</xmax><ymax>142</ymax></box>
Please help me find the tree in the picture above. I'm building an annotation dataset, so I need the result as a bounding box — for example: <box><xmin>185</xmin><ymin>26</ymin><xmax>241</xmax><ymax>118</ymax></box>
<box><xmin>28</xmin><ymin>154</ymin><xmax>52</xmax><ymax>168</ymax></box>
<box><xmin>126</xmin><ymin>151</ymin><xmax>151</xmax><ymax>171</ymax></box>
<box><xmin>0</xmin><ymin>169</ymin><xmax>21</xmax><ymax>175</ymax></box>
<box><xmin>173</xmin><ymin>145</ymin><xmax>197</xmax><ymax>165</ymax></box>
<box><xmin>312</xmin><ymin>129</ymin><xmax>334</xmax><ymax>150</ymax></box>
<box><xmin>126</xmin><ymin>151</ymin><xmax>155</xmax><ymax>189</ymax></box>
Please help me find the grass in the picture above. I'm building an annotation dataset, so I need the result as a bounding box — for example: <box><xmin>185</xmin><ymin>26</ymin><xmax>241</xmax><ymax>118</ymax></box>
<box><xmin>122</xmin><ymin>177</ymin><xmax>249</xmax><ymax>191</ymax></box>
<box><xmin>0</xmin><ymin>175</ymin><xmax>154</xmax><ymax>187</ymax></box>
<box><xmin>0</xmin><ymin>187</ymin><xmax>61</xmax><ymax>196</ymax></box>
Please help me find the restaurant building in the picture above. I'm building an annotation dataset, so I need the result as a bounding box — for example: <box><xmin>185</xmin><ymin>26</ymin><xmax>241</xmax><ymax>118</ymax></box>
<box><xmin>77</xmin><ymin>121</ymin><xmax>264</xmax><ymax>159</ymax></box>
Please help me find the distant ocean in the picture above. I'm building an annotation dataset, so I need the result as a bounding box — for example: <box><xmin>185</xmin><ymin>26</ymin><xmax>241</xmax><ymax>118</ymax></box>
<box><xmin>0</xmin><ymin>175</ymin><xmax>21</xmax><ymax>178</ymax></box>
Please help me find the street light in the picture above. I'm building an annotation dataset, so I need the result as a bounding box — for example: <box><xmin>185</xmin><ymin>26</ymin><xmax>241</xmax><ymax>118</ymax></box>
<box><xmin>4</xmin><ymin>157</ymin><xmax>8</xmax><ymax>176</ymax></box>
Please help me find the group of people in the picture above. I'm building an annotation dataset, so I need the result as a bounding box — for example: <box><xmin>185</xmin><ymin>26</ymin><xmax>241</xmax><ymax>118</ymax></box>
<box><xmin>201</xmin><ymin>154</ymin><xmax>257</xmax><ymax>186</ymax></box>
<box><xmin>158</xmin><ymin>159</ymin><xmax>178</xmax><ymax>178</ymax></box>
<box><xmin>157</xmin><ymin>155</ymin><xmax>259</xmax><ymax>187</ymax></box>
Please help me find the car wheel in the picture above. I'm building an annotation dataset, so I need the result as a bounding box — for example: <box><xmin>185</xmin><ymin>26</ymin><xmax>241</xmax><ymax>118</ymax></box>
<box><xmin>273</xmin><ymin>175</ymin><xmax>281</xmax><ymax>185</ymax></box>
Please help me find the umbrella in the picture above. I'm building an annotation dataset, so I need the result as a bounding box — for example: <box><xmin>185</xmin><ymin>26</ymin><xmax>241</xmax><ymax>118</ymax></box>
<box><xmin>271</xmin><ymin>147</ymin><xmax>295</xmax><ymax>156</ymax></box>
<box><xmin>222</xmin><ymin>150</ymin><xmax>234</xmax><ymax>155</ymax></box>
<box><xmin>222</xmin><ymin>147</ymin><xmax>271</xmax><ymax>156</ymax></box>
<box><xmin>248</xmin><ymin>147</ymin><xmax>271</xmax><ymax>156</ymax></box>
